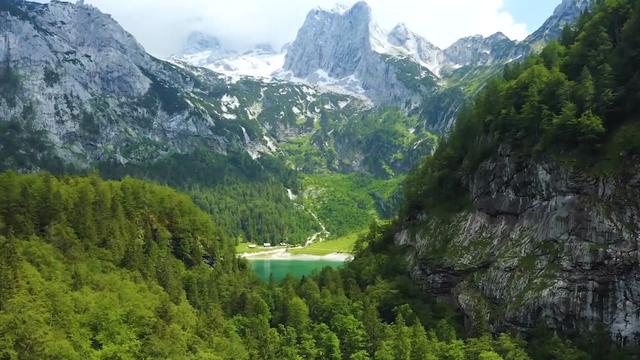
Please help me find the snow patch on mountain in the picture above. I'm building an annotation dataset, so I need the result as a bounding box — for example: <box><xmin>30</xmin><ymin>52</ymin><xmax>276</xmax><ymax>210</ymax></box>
<box><xmin>174</xmin><ymin>32</ymin><xmax>285</xmax><ymax>79</ymax></box>
<box><xmin>172</xmin><ymin>0</ymin><xmax>589</xmax><ymax>114</ymax></box>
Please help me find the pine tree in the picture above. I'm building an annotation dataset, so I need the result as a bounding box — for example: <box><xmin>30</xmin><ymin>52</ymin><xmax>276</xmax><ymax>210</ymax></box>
<box><xmin>575</xmin><ymin>67</ymin><xmax>595</xmax><ymax>112</ymax></box>
<box><xmin>0</xmin><ymin>233</ymin><xmax>19</xmax><ymax>310</ymax></box>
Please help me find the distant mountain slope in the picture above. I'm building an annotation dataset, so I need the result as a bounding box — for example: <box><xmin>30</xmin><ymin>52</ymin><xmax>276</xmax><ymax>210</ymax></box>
<box><xmin>279</xmin><ymin>1</ymin><xmax>437</xmax><ymax>109</ymax></box>
<box><xmin>175</xmin><ymin>0</ymin><xmax>593</xmax><ymax>133</ymax></box>
<box><xmin>0</xmin><ymin>0</ymin><xmax>367</xmax><ymax>170</ymax></box>
<box><xmin>174</xmin><ymin>32</ymin><xmax>286</xmax><ymax>79</ymax></box>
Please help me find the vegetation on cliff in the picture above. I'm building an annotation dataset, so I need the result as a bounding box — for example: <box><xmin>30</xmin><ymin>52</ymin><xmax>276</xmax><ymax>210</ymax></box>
<box><xmin>404</xmin><ymin>0</ymin><xmax>640</xmax><ymax>219</ymax></box>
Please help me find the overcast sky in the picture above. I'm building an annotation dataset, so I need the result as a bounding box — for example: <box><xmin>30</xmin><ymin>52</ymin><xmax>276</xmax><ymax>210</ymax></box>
<box><xmin>40</xmin><ymin>0</ymin><xmax>561</xmax><ymax>57</ymax></box>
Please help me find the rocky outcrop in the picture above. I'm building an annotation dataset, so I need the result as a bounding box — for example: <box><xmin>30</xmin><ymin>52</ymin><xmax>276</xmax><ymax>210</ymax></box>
<box><xmin>284</xmin><ymin>1</ymin><xmax>373</xmax><ymax>80</ymax></box>
<box><xmin>397</xmin><ymin>146</ymin><xmax>640</xmax><ymax>346</ymax></box>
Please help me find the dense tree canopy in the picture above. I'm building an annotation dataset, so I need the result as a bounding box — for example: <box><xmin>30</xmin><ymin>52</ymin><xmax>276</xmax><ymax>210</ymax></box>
<box><xmin>99</xmin><ymin>151</ymin><xmax>321</xmax><ymax>245</ymax></box>
<box><xmin>0</xmin><ymin>172</ymin><xmax>601</xmax><ymax>359</ymax></box>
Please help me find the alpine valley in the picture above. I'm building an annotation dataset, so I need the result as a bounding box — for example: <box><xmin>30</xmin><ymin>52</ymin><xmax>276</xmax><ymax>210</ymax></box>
<box><xmin>2</xmin><ymin>0</ymin><xmax>640</xmax><ymax>358</ymax></box>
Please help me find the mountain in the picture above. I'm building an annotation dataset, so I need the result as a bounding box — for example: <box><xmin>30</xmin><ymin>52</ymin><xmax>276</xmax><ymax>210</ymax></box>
<box><xmin>3</xmin><ymin>0</ymin><xmax>639</xmax><ymax>357</ymax></box>
<box><xmin>0</xmin><ymin>0</ymin><xmax>437</xmax><ymax>246</ymax></box>
<box><xmin>443</xmin><ymin>32</ymin><xmax>526</xmax><ymax>67</ymax></box>
<box><xmin>525</xmin><ymin>0</ymin><xmax>593</xmax><ymax>49</ymax></box>
<box><xmin>0</xmin><ymin>0</ymin><xmax>370</xmax><ymax>170</ymax></box>
<box><xmin>175</xmin><ymin>32</ymin><xmax>286</xmax><ymax>79</ymax></box>
<box><xmin>176</xmin><ymin>3</ymin><xmax>450</xmax><ymax>112</ymax></box>
<box><xmin>176</xmin><ymin>0</ymin><xmax>592</xmax><ymax>133</ymax></box>
<box><xmin>279</xmin><ymin>1</ymin><xmax>436</xmax><ymax>109</ymax></box>
<box><xmin>383</xmin><ymin>23</ymin><xmax>446</xmax><ymax>74</ymax></box>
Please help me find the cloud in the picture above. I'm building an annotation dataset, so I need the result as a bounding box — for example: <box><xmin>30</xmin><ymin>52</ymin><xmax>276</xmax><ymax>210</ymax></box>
<box><xmin>38</xmin><ymin>0</ymin><xmax>531</xmax><ymax>57</ymax></box>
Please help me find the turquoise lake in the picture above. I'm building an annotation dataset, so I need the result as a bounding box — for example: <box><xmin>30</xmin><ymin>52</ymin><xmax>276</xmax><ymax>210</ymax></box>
<box><xmin>248</xmin><ymin>259</ymin><xmax>345</xmax><ymax>281</ymax></box>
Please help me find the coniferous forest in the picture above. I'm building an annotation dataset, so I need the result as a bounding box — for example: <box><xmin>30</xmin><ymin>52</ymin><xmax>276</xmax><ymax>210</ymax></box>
<box><xmin>0</xmin><ymin>172</ymin><xmax>597</xmax><ymax>359</ymax></box>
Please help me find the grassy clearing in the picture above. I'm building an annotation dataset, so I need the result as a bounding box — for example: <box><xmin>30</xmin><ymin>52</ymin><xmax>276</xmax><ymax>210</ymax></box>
<box><xmin>289</xmin><ymin>231</ymin><xmax>363</xmax><ymax>256</ymax></box>
<box><xmin>301</xmin><ymin>173</ymin><xmax>403</xmax><ymax>238</ymax></box>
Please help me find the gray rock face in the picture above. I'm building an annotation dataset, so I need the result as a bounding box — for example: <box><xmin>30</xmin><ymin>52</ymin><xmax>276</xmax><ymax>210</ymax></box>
<box><xmin>396</xmin><ymin>146</ymin><xmax>640</xmax><ymax>345</ymax></box>
<box><xmin>444</xmin><ymin>32</ymin><xmax>525</xmax><ymax>67</ymax></box>
<box><xmin>525</xmin><ymin>0</ymin><xmax>593</xmax><ymax>48</ymax></box>
<box><xmin>284</xmin><ymin>1</ymin><xmax>372</xmax><ymax>79</ymax></box>
<box><xmin>281</xmin><ymin>1</ymin><xmax>437</xmax><ymax>109</ymax></box>
<box><xmin>279</xmin><ymin>1</ymin><xmax>540</xmax><ymax>126</ymax></box>
<box><xmin>386</xmin><ymin>23</ymin><xmax>446</xmax><ymax>74</ymax></box>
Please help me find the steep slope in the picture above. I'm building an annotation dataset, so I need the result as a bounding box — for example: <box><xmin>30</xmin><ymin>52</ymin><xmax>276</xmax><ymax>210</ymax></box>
<box><xmin>394</xmin><ymin>0</ymin><xmax>640</xmax><ymax>346</ymax></box>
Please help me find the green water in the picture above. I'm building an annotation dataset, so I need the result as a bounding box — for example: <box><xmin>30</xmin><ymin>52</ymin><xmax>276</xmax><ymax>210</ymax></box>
<box><xmin>248</xmin><ymin>259</ymin><xmax>345</xmax><ymax>282</ymax></box>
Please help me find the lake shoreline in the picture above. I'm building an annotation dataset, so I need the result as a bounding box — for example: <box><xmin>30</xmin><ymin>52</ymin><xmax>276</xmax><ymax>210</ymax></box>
<box><xmin>239</xmin><ymin>248</ymin><xmax>352</xmax><ymax>262</ymax></box>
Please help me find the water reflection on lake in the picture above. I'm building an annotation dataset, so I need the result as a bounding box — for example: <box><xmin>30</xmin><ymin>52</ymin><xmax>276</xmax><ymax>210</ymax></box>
<box><xmin>248</xmin><ymin>259</ymin><xmax>345</xmax><ymax>281</ymax></box>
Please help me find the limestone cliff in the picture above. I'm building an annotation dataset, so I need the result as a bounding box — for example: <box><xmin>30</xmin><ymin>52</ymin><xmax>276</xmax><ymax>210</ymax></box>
<box><xmin>396</xmin><ymin>146</ymin><xmax>640</xmax><ymax>345</ymax></box>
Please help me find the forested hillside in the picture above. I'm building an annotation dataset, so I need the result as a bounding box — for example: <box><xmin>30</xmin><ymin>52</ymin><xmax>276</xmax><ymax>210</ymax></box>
<box><xmin>0</xmin><ymin>172</ymin><xmax>557</xmax><ymax>359</ymax></box>
<box><xmin>405</xmin><ymin>0</ymin><xmax>640</xmax><ymax>216</ymax></box>
<box><xmin>393</xmin><ymin>0</ymin><xmax>640</xmax><ymax>348</ymax></box>
<box><xmin>0</xmin><ymin>172</ymin><xmax>631</xmax><ymax>358</ymax></box>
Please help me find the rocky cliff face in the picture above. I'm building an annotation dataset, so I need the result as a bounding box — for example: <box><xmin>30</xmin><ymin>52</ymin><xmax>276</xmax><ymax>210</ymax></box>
<box><xmin>284</xmin><ymin>2</ymin><xmax>373</xmax><ymax>80</ymax></box>
<box><xmin>280</xmin><ymin>1</ymin><xmax>438</xmax><ymax>110</ymax></box>
<box><xmin>396</xmin><ymin>146</ymin><xmax>640</xmax><ymax>345</ymax></box>
<box><xmin>386</xmin><ymin>23</ymin><xmax>445</xmax><ymax>74</ymax></box>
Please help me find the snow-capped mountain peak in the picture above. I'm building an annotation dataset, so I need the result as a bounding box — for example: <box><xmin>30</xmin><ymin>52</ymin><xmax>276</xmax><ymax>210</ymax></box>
<box><xmin>173</xmin><ymin>0</ymin><xmax>591</xmax><ymax>111</ymax></box>
<box><xmin>174</xmin><ymin>33</ymin><xmax>285</xmax><ymax>79</ymax></box>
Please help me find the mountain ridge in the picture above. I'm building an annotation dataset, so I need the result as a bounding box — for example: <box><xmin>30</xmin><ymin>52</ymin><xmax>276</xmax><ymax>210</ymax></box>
<box><xmin>175</xmin><ymin>0</ymin><xmax>593</xmax><ymax>132</ymax></box>
<box><xmin>0</xmin><ymin>0</ymin><xmax>377</xmax><ymax>170</ymax></box>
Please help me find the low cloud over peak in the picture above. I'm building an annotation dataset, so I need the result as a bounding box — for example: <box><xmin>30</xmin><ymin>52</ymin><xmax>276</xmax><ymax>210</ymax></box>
<box><xmin>34</xmin><ymin>0</ymin><xmax>531</xmax><ymax>58</ymax></box>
